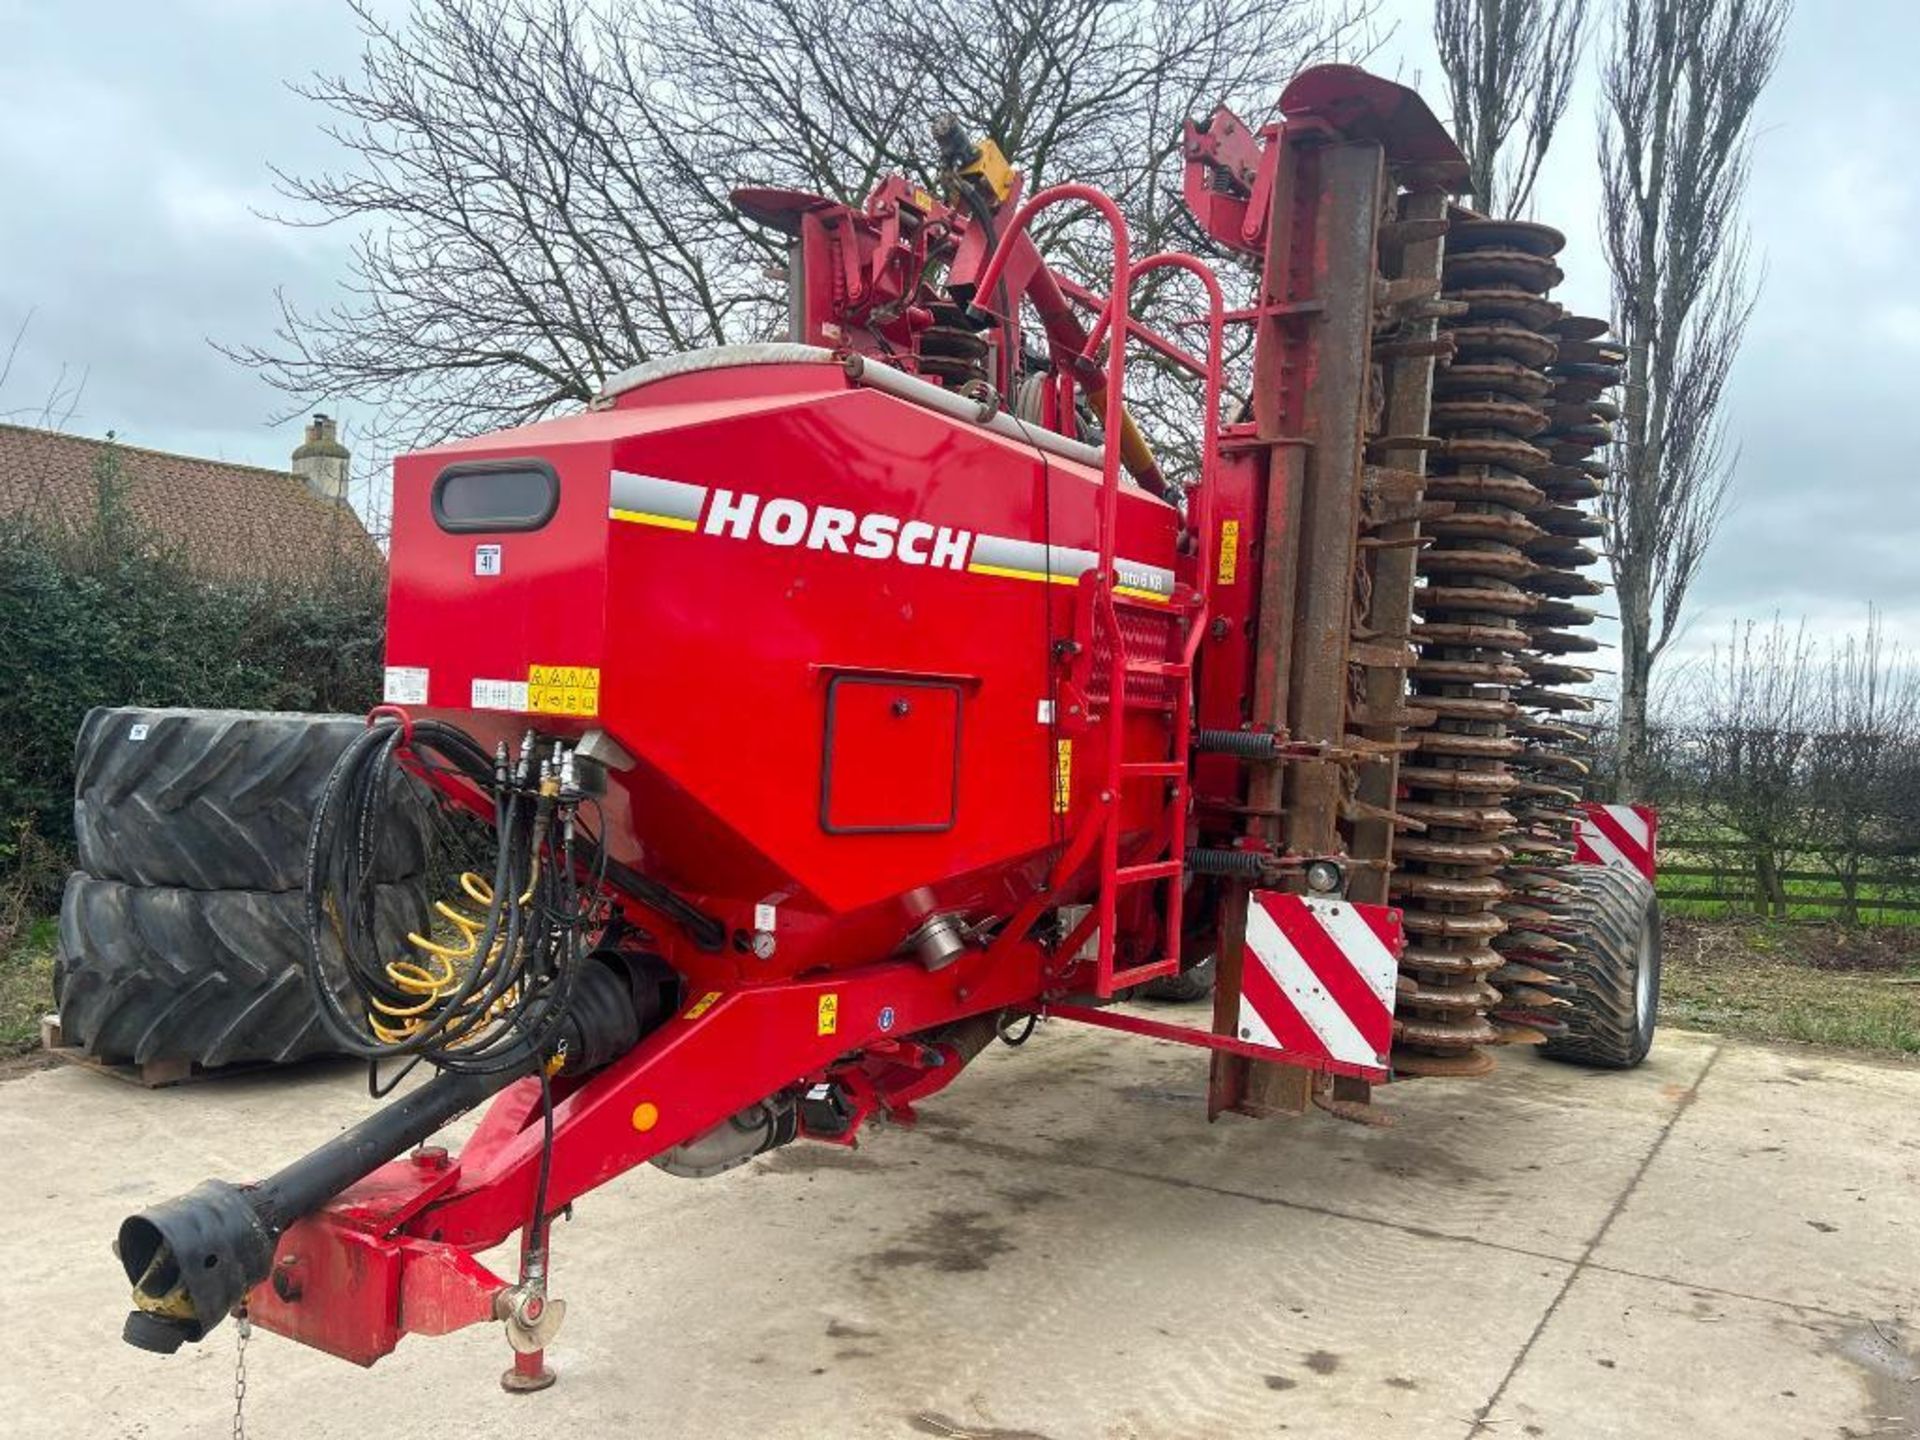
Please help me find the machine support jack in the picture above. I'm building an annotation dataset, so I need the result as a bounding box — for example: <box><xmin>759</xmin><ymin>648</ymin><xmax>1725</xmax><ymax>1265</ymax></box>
<box><xmin>499</xmin><ymin>1214</ymin><xmax>562</xmax><ymax>1393</ymax></box>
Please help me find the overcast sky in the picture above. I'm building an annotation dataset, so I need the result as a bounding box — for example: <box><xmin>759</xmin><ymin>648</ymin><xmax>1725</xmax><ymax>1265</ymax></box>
<box><xmin>2</xmin><ymin>0</ymin><xmax>1912</xmax><ymax>666</ymax></box>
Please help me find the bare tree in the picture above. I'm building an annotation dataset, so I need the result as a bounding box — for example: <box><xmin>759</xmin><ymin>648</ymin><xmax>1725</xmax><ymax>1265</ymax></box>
<box><xmin>1599</xmin><ymin>0</ymin><xmax>1790</xmax><ymax>799</ymax></box>
<box><xmin>1803</xmin><ymin>612</ymin><xmax>1920</xmax><ymax>921</ymax></box>
<box><xmin>1652</xmin><ymin>612</ymin><xmax>1920</xmax><ymax>922</ymax></box>
<box><xmin>230</xmin><ymin>0</ymin><xmax>1365</xmax><ymax>461</ymax></box>
<box><xmin>1678</xmin><ymin>617</ymin><xmax>1820</xmax><ymax>916</ymax></box>
<box><xmin>1432</xmin><ymin>0</ymin><xmax>1592</xmax><ymax>216</ymax></box>
<box><xmin>0</xmin><ymin>310</ymin><xmax>88</xmax><ymax>430</ymax></box>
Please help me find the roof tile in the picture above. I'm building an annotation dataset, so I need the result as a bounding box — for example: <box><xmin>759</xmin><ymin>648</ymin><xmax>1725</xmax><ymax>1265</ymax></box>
<box><xmin>0</xmin><ymin>423</ymin><xmax>381</xmax><ymax>584</ymax></box>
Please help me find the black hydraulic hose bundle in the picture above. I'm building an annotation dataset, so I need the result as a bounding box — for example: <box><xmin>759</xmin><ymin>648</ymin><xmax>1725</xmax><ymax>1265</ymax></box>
<box><xmin>117</xmin><ymin>717</ymin><xmax>662</xmax><ymax>1354</ymax></box>
<box><xmin>304</xmin><ymin>718</ymin><xmax>599</xmax><ymax>1079</ymax></box>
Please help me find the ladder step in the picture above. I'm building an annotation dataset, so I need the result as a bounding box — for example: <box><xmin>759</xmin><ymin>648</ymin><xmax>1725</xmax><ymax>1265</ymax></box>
<box><xmin>1115</xmin><ymin>859</ymin><xmax>1184</xmax><ymax>885</ymax></box>
<box><xmin>1119</xmin><ymin>761</ymin><xmax>1187</xmax><ymax>779</ymax></box>
<box><xmin>1123</xmin><ymin>659</ymin><xmax>1190</xmax><ymax>678</ymax></box>
<box><xmin>1107</xmin><ymin>956</ymin><xmax>1181</xmax><ymax>989</ymax></box>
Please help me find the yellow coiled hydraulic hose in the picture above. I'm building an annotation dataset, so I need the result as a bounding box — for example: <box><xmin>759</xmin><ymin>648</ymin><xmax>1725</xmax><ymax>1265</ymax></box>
<box><xmin>367</xmin><ymin>869</ymin><xmax>540</xmax><ymax>1046</ymax></box>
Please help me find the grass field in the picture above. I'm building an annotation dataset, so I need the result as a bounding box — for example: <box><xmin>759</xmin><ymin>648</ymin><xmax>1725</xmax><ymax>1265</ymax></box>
<box><xmin>1659</xmin><ymin>916</ymin><xmax>1920</xmax><ymax>1054</ymax></box>
<box><xmin>1652</xmin><ymin>814</ymin><xmax>1920</xmax><ymax>925</ymax></box>
<box><xmin>1659</xmin><ymin>870</ymin><xmax>1920</xmax><ymax>926</ymax></box>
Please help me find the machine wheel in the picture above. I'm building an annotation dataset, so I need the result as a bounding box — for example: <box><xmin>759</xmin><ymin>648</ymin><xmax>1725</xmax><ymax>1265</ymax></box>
<box><xmin>54</xmin><ymin>872</ymin><xmax>428</xmax><ymax>1068</ymax></box>
<box><xmin>1539</xmin><ymin>864</ymin><xmax>1660</xmax><ymax>1069</ymax></box>
<box><xmin>1139</xmin><ymin>952</ymin><xmax>1217</xmax><ymax>1002</ymax></box>
<box><xmin>74</xmin><ymin>708</ymin><xmax>432</xmax><ymax>892</ymax></box>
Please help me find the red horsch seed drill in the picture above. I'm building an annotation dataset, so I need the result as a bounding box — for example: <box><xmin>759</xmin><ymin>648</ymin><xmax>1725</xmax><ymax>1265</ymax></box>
<box><xmin>113</xmin><ymin>63</ymin><xmax>1657</xmax><ymax>1391</ymax></box>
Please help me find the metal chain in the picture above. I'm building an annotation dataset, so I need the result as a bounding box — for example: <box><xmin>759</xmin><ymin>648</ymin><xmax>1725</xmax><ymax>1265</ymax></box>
<box><xmin>232</xmin><ymin>1303</ymin><xmax>251</xmax><ymax>1440</ymax></box>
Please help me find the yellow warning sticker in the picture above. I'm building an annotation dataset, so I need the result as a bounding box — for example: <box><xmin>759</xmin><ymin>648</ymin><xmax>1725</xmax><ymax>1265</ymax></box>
<box><xmin>817</xmin><ymin>993</ymin><xmax>838</xmax><ymax>1036</ymax></box>
<box><xmin>1217</xmin><ymin>519</ymin><xmax>1241</xmax><ymax>585</ymax></box>
<box><xmin>1053</xmin><ymin>739</ymin><xmax>1073</xmax><ymax>814</ymax></box>
<box><xmin>684</xmin><ymin>990</ymin><xmax>722</xmax><ymax>1021</ymax></box>
<box><xmin>527</xmin><ymin>664</ymin><xmax>601</xmax><ymax>716</ymax></box>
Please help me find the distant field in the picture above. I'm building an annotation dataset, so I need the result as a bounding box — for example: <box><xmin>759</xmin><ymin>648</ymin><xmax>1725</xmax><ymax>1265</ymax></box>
<box><xmin>1655</xmin><ymin>823</ymin><xmax>1920</xmax><ymax>926</ymax></box>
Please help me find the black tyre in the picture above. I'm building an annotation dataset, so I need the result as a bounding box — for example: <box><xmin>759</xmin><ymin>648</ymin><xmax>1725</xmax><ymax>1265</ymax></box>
<box><xmin>54</xmin><ymin>872</ymin><xmax>429</xmax><ymax>1068</ymax></box>
<box><xmin>1139</xmin><ymin>952</ymin><xmax>1217</xmax><ymax>1002</ymax></box>
<box><xmin>1539</xmin><ymin>864</ymin><xmax>1660</xmax><ymax>1069</ymax></box>
<box><xmin>74</xmin><ymin>708</ymin><xmax>431</xmax><ymax>891</ymax></box>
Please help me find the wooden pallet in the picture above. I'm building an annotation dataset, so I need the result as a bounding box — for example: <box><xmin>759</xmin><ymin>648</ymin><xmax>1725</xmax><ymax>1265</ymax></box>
<box><xmin>39</xmin><ymin>1013</ymin><xmax>277</xmax><ymax>1088</ymax></box>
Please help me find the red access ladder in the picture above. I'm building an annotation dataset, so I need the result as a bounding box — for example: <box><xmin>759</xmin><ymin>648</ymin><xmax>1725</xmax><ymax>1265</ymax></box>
<box><xmin>1087</xmin><ymin>582</ymin><xmax>1205</xmax><ymax>992</ymax></box>
<box><xmin>973</xmin><ymin>189</ymin><xmax>1227</xmax><ymax>999</ymax></box>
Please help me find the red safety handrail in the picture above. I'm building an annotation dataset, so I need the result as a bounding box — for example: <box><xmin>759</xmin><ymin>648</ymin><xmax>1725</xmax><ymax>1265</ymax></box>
<box><xmin>1112</xmin><ymin>252</ymin><xmax>1227</xmax><ymax>597</ymax></box>
<box><xmin>972</xmin><ymin>192</ymin><xmax>1232</xmax><ymax>992</ymax></box>
<box><xmin>969</xmin><ymin>184</ymin><xmax>1133</xmax><ymax>563</ymax></box>
<box><xmin>1107</xmin><ymin>252</ymin><xmax>1228</xmax><ymax>988</ymax></box>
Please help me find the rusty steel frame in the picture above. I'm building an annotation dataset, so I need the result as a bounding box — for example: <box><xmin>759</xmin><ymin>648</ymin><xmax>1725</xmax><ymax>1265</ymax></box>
<box><xmin>1206</xmin><ymin>132</ymin><xmax>1388</xmax><ymax>1120</ymax></box>
<box><xmin>1348</xmin><ymin>185</ymin><xmax>1450</xmax><ymax>901</ymax></box>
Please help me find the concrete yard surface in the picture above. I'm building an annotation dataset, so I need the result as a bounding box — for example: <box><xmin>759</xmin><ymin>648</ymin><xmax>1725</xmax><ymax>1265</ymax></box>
<box><xmin>3</xmin><ymin>1022</ymin><xmax>1916</xmax><ymax>1439</ymax></box>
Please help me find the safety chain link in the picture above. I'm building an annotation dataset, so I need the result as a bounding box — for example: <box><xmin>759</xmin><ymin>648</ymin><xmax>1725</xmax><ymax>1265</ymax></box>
<box><xmin>232</xmin><ymin>1302</ymin><xmax>251</xmax><ymax>1440</ymax></box>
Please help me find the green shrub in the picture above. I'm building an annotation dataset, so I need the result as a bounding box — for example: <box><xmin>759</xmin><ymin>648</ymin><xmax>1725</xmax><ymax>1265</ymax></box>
<box><xmin>0</xmin><ymin>444</ymin><xmax>385</xmax><ymax>904</ymax></box>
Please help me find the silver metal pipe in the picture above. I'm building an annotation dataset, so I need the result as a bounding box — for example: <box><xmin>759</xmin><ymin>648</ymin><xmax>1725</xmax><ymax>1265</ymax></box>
<box><xmin>844</xmin><ymin>355</ymin><xmax>1103</xmax><ymax>470</ymax></box>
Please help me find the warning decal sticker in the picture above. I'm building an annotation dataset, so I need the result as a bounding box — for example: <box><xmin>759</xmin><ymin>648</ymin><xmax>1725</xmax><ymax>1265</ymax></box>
<box><xmin>527</xmin><ymin>664</ymin><xmax>600</xmax><ymax>717</ymax></box>
<box><xmin>1217</xmin><ymin>519</ymin><xmax>1240</xmax><ymax>584</ymax></box>
<box><xmin>384</xmin><ymin>666</ymin><xmax>429</xmax><ymax>705</ymax></box>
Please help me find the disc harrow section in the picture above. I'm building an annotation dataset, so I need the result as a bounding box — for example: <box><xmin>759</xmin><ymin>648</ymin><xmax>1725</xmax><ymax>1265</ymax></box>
<box><xmin>1384</xmin><ymin>212</ymin><xmax>1604</xmax><ymax>1075</ymax></box>
<box><xmin>1493</xmin><ymin>308</ymin><xmax>1623</xmax><ymax>1047</ymax></box>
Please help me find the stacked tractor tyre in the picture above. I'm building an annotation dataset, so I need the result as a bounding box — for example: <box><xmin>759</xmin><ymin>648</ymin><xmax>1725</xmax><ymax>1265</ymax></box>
<box><xmin>55</xmin><ymin>709</ymin><xmax>433</xmax><ymax>1071</ymax></box>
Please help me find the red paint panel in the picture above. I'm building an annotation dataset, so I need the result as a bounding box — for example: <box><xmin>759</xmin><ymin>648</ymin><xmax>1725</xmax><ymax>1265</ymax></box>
<box><xmin>387</xmin><ymin>358</ymin><xmax>1182</xmax><ymax>968</ymax></box>
<box><xmin>822</xmin><ymin>677</ymin><xmax>962</xmax><ymax>832</ymax></box>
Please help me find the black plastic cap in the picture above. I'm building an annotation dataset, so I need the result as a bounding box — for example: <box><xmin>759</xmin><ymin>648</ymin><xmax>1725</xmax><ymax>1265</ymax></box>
<box><xmin>122</xmin><ymin>1309</ymin><xmax>191</xmax><ymax>1354</ymax></box>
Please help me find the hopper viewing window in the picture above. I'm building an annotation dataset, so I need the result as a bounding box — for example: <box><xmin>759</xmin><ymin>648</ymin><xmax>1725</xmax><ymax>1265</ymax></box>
<box><xmin>432</xmin><ymin>461</ymin><xmax>559</xmax><ymax>532</ymax></box>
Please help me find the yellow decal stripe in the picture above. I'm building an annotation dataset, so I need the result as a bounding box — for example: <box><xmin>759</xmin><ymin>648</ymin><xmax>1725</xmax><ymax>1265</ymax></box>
<box><xmin>1112</xmin><ymin>584</ymin><xmax>1172</xmax><ymax>604</ymax></box>
<box><xmin>610</xmin><ymin>507</ymin><xmax>699</xmax><ymax>531</ymax></box>
<box><xmin>966</xmin><ymin>562</ymin><xmax>1081</xmax><ymax>587</ymax></box>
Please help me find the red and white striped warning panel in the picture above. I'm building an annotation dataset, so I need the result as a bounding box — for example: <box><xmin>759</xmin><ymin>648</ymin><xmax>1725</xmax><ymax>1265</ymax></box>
<box><xmin>1573</xmin><ymin>802</ymin><xmax>1659</xmax><ymax>881</ymax></box>
<box><xmin>1238</xmin><ymin>892</ymin><xmax>1404</xmax><ymax>1081</ymax></box>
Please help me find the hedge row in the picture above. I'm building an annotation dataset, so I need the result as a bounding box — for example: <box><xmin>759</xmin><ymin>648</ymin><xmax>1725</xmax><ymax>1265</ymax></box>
<box><xmin>0</xmin><ymin>458</ymin><xmax>386</xmax><ymax>898</ymax></box>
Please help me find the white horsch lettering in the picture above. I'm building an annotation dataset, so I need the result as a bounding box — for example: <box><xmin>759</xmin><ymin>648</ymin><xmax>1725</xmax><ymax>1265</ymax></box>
<box><xmin>703</xmin><ymin>490</ymin><xmax>972</xmax><ymax>572</ymax></box>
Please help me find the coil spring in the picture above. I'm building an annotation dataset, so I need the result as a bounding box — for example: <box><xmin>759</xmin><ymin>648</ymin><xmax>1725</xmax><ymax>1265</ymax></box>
<box><xmin>369</xmin><ymin>870</ymin><xmax>532</xmax><ymax>1046</ymax></box>
<box><xmin>1192</xmin><ymin>729</ymin><xmax>1283</xmax><ymax>760</ymax></box>
<box><xmin>1184</xmin><ymin>846</ymin><xmax>1269</xmax><ymax>879</ymax></box>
